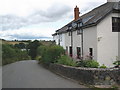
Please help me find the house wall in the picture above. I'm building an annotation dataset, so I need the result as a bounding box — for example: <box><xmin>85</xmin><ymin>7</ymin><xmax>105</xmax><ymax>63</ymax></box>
<box><xmin>72</xmin><ymin>31</ymin><xmax>81</xmax><ymax>58</ymax></box>
<box><xmin>53</xmin><ymin>13</ymin><xmax>119</xmax><ymax>67</ymax></box>
<box><xmin>53</xmin><ymin>35</ymin><xmax>59</xmax><ymax>45</ymax></box>
<box><xmin>97</xmin><ymin>13</ymin><xmax>119</xmax><ymax>67</ymax></box>
<box><xmin>83</xmin><ymin>26</ymin><xmax>97</xmax><ymax>60</ymax></box>
<box><xmin>59</xmin><ymin>34</ymin><xmax>66</xmax><ymax>49</ymax></box>
<box><xmin>64</xmin><ymin>32</ymin><xmax>71</xmax><ymax>54</ymax></box>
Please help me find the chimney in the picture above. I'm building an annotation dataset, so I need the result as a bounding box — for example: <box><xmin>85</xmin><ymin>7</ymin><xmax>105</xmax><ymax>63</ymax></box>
<box><xmin>74</xmin><ymin>6</ymin><xmax>79</xmax><ymax>21</ymax></box>
<box><xmin>107</xmin><ymin>0</ymin><xmax>120</xmax><ymax>2</ymax></box>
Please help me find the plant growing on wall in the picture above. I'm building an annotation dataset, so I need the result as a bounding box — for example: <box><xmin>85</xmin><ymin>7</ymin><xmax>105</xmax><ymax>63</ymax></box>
<box><xmin>76</xmin><ymin>60</ymin><xmax>99</xmax><ymax>68</ymax></box>
<box><xmin>113</xmin><ymin>56</ymin><xmax>120</xmax><ymax>68</ymax></box>
<box><xmin>100</xmin><ymin>64</ymin><xmax>107</xmax><ymax>68</ymax></box>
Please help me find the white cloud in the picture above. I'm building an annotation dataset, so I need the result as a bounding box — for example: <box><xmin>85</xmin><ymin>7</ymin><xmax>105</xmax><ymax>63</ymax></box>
<box><xmin>0</xmin><ymin>26</ymin><xmax>54</xmax><ymax>40</ymax></box>
<box><xmin>0</xmin><ymin>3</ymin><xmax>71</xmax><ymax>30</ymax></box>
<box><xmin>0</xmin><ymin>0</ymin><xmax>107</xmax><ymax>40</ymax></box>
<box><xmin>0</xmin><ymin>0</ymin><xmax>106</xmax><ymax>16</ymax></box>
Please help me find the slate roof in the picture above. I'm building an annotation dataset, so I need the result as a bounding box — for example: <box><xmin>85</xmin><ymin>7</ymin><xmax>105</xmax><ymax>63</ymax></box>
<box><xmin>52</xmin><ymin>2</ymin><xmax>120</xmax><ymax>35</ymax></box>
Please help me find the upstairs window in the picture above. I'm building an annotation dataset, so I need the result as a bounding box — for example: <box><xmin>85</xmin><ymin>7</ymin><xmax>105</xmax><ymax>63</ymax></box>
<box><xmin>112</xmin><ymin>17</ymin><xmax>120</xmax><ymax>32</ymax></box>
<box><xmin>68</xmin><ymin>32</ymin><xmax>72</xmax><ymax>36</ymax></box>
<box><xmin>77</xmin><ymin>29</ymin><xmax>82</xmax><ymax>35</ymax></box>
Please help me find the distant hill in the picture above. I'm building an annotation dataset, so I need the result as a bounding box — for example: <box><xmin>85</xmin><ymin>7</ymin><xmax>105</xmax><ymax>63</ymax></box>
<box><xmin>0</xmin><ymin>39</ymin><xmax>55</xmax><ymax>46</ymax></box>
<box><xmin>0</xmin><ymin>39</ymin><xmax>28</xmax><ymax>45</ymax></box>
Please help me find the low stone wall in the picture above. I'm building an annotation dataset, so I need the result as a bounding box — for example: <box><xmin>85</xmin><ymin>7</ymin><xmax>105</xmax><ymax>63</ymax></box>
<box><xmin>49</xmin><ymin>63</ymin><xmax>120</xmax><ymax>85</ymax></box>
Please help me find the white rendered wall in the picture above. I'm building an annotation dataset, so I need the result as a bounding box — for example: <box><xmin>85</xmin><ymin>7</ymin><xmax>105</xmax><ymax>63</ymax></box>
<box><xmin>97</xmin><ymin>13</ymin><xmax>119</xmax><ymax>67</ymax></box>
<box><xmin>83</xmin><ymin>26</ymin><xmax>97</xmax><ymax>60</ymax></box>
<box><xmin>53</xmin><ymin>35</ymin><xmax>59</xmax><ymax>45</ymax></box>
<box><xmin>63</xmin><ymin>34</ymin><xmax>66</xmax><ymax>49</ymax></box>
<box><xmin>64</xmin><ymin>32</ymin><xmax>71</xmax><ymax>54</ymax></box>
<box><xmin>72</xmin><ymin>31</ymin><xmax>81</xmax><ymax>58</ymax></box>
<box><xmin>60</xmin><ymin>34</ymin><xmax>66</xmax><ymax>49</ymax></box>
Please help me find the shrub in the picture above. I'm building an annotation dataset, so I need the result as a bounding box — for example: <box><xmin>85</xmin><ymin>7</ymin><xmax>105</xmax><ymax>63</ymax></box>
<box><xmin>37</xmin><ymin>45</ymin><xmax>65</xmax><ymax>63</ymax></box>
<box><xmin>2</xmin><ymin>44</ymin><xmax>30</xmax><ymax>65</ymax></box>
<box><xmin>77</xmin><ymin>60</ymin><xmax>99</xmax><ymax>68</ymax></box>
<box><xmin>56</xmin><ymin>55</ymin><xmax>77</xmax><ymax>66</ymax></box>
<box><xmin>100</xmin><ymin>64</ymin><xmax>107</xmax><ymax>68</ymax></box>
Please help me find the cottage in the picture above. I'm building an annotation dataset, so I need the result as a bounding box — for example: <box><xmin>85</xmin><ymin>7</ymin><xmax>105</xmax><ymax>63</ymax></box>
<box><xmin>52</xmin><ymin>0</ymin><xmax>120</xmax><ymax>67</ymax></box>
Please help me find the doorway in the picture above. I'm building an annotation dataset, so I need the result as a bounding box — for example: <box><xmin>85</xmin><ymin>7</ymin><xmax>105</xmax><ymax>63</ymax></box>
<box><xmin>69</xmin><ymin>46</ymin><xmax>72</xmax><ymax>57</ymax></box>
<box><xmin>77</xmin><ymin>47</ymin><xmax>81</xmax><ymax>59</ymax></box>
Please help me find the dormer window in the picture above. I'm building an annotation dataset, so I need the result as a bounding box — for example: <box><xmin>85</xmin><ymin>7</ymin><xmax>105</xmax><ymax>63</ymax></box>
<box><xmin>112</xmin><ymin>17</ymin><xmax>120</xmax><ymax>32</ymax></box>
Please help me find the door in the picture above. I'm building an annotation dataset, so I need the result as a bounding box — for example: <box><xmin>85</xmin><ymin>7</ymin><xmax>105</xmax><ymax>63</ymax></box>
<box><xmin>69</xmin><ymin>46</ymin><xmax>72</xmax><ymax>57</ymax></box>
<box><xmin>89</xmin><ymin>48</ymin><xmax>93</xmax><ymax>59</ymax></box>
<box><xmin>77</xmin><ymin>47</ymin><xmax>81</xmax><ymax>59</ymax></box>
<box><xmin>66</xmin><ymin>46</ymin><xmax>68</xmax><ymax>54</ymax></box>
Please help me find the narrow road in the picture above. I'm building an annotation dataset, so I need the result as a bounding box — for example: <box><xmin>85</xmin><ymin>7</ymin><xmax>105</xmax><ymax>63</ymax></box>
<box><xmin>2</xmin><ymin>60</ymin><xmax>86</xmax><ymax>88</ymax></box>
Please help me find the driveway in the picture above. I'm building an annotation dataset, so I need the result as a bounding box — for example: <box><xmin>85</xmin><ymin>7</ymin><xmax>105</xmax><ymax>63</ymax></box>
<box><xmin>2</xmin><ymin>60</ymin><xmax>87</xmax><ymax>88</ymax></box>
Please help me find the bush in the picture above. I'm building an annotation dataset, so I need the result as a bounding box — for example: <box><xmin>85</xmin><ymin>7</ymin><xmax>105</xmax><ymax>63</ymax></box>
<box><xmin>56</xmin><ymin>55</ymin><xmax>77</xmax><ymax>66</ymax></box>
<box><xmin>77</xmin><ymin>60</ymin><xmax>99</xmax><ymax>68</ymax></box>
<box><xmin>100</xmin><ymin>64</ymin><xmax>107</xmax><ymax>68</ymax></box>
<box><xmin>2</xmin><ymin>44</ymin><xmax>30</xmax><ymax>65</ymax></box>
<box><xmin>37</xmin><ymin>45</ymin><xmax>65</xmax><ymax>63</ymax></box>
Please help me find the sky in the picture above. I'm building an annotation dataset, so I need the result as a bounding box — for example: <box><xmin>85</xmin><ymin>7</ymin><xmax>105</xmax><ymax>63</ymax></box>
<box><xmin>0</xmin><ymin>0</ymin><xmax>107</xmax><ymax>41</ymax></box>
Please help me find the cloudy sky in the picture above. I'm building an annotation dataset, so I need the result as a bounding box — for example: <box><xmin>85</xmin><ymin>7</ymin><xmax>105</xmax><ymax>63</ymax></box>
<box><xmin>0</xmin><ymin>0</ymin><xmax>107</xmax><ymax>40</ymax></box>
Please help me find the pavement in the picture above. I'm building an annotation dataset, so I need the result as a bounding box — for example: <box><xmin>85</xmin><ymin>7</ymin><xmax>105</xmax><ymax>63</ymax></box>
<box><xmin>2</xmin><ymin>60</ymin><xmax>87</xmax><ymax>88</ymax></box>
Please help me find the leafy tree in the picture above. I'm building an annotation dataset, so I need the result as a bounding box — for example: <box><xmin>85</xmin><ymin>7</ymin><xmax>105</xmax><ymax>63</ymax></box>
<box><xmin>14</xmin><ymin>43</ymin><xmax>26</xmax><ymax>49</ymax></box>
<box><xmin>27</xmin><ymin>40</ymin><xmax>41</xmax><ymax>59</ymax></box>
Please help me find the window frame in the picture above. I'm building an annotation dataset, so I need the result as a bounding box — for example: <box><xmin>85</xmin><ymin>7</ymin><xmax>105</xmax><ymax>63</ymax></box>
<box><xmin>112</xmin><ymin>17</ymin><xmax>120</xmax><ymax>32</ymax></box>
<box><xmin>68</xmin><ymin>32</ymin><xmax>72</xmax><ymax>36</ymax></box>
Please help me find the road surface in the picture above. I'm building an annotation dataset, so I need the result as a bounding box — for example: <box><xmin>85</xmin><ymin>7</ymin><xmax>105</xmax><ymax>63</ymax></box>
<box><xmin>2</xmin><ymin>60</ymin><xmax>86</xmax><ymax>88</ymax></box>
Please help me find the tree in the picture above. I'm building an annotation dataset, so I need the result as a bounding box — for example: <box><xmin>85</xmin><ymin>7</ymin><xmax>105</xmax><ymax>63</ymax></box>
<box><xmin>14</xmin><ymin>43</ymin><xmax>26</xmax><ymax>49</ymax></box>
<box><xmin>27</xmin><ymin>40</ymin><xmax>41</xmax><ymax>59</ymax></box>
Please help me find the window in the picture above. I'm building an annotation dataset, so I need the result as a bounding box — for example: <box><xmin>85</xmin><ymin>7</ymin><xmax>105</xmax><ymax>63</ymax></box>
<box><xmin>89</xmin><ymin>48</ymin><xmax>93</xmax><ymax>59</ymax></box>
<box><xmin>68</xmin><ymin>32</ymin><xmax>72</xmax><ymax>36</ymax></box>
<box><xmin>112</xmin><ymin>17</ymin><xmax>120</xmax><ymax>32</ymax></box>
<box><xmin>77</xmin><ymin>47</ymin><xmax>81</xmax><ymax>59</ymax></box>
<box><xmin>77</xmin><ymin>30</ymin><xmax>82</xmax><ymax>35</ymax></box>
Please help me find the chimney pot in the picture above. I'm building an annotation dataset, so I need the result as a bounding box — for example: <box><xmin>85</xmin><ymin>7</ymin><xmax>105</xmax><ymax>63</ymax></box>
<box><xmin>74</xmin><ymin>6</ymin><xmax>79</xmax><ymax>21</ymax></box>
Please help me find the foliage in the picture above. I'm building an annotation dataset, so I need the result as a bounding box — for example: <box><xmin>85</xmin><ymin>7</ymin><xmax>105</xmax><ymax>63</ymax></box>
<box><xmin>56</xmin><ymin>55</ymin><xmax>77</xmax><ymax>66</ymax></box>
<box><xmin>2</xmin><ymin>44</ymin><xmax>30</xmax><ymax>65</ymax></box>
<box><xmin>35</xmin><ymin>55</ymin><xmax>42</xmax><ymax>61</ymax></box>
<box><xmin>37</xmin><ymin>45</ymin><xmax>65</xmax><ymax>63</ymax></box>
<box><xmin>14</xmin><ymin>43</ymin><xmax>26</xmax><ymax>49</ymax></box>
<box><xmin>99</xmin><ymin>64</ymin><xmax>107</xmax><ymax>68</ymax></box>
<box><xmin>113</xmin><ymin>56</ymin><xmax>120</xmax><ymax>67</ymax></box>
<box><xmin>27</xmin><ymin>40</ymin><xmax>42</xmax><ymax>59</ymax></box>
<box><xmin>77</xmin><ymin>60</ymin><xmax>99</xmax><ymax>68</ymax></box>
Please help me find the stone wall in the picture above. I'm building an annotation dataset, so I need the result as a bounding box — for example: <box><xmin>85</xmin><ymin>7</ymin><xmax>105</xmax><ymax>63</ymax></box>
<box><xmin>49</xmin><ymin>63</ymin><xmax>120</xmax><ymax>85</ymax></box>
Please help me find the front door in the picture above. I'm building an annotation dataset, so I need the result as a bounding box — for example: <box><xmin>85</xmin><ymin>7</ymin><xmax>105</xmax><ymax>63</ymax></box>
<box><xmin>69</xmin><ymin>46</ymin><xmax>72</xmax><ymax>57</ymax></box>
<box><xmin>77</xmin><ymin>47</ymin><xmax>81</xmax><ymax>59</ymax></box>
<box><xmin>89</xmin><ymin>48</ymin><xmax>93</xmax><ymax>59</ymax></box>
